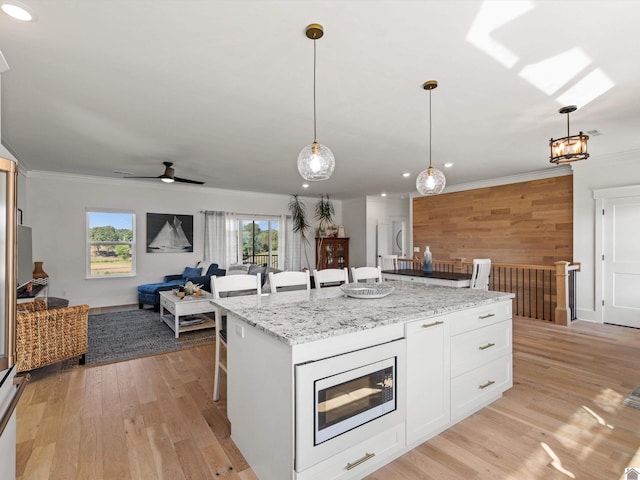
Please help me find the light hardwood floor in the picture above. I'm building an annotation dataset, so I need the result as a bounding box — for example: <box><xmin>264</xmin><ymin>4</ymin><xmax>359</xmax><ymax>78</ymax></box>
<box><xmin>16</xmin><ymin>318</ymin><xmax>640</xmax><ymax>480</ymax></box>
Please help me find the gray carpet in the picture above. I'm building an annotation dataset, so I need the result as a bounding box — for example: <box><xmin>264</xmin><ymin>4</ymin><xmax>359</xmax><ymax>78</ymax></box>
<box><xmin>74</xmin><ymin>308</ymin><xmax>215</xmax><ymax>367</ymax></box>
<box><xmin>623</xmin><ymin>385</ymin><xmax>640</xmax><ymax>409</ymax></box>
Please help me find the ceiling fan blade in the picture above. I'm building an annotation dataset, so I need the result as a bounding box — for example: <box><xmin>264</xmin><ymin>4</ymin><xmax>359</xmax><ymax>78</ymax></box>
<box><xmin>174</xmin><ymin>176</ymin><xmax>205</xmax><ymax>185</ymax></box>
<box><xmin>124</xmin><ymin>175</ymin><xmax>162</xmax><ymax>179</ymax></box>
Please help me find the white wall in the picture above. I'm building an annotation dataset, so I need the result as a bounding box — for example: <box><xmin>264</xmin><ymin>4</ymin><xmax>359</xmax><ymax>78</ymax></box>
<box><xmin>24</xmin><ymin>172</ymin><xmax>339</xmax><ymax>308</ymax></box>
<box><xmin>572</xmin><ymin>155</ymin><xmax>640</xmax><ymax>321</ymax></box>
<box><xmin>341</xmin><ymin>197</ymin><xmax>367</xmax><ymax>268</ymax></box>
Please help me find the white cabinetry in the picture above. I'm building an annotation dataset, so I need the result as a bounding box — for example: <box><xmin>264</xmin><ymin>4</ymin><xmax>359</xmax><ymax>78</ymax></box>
<box><xmin>405</xmin><ymin>317</ymin><xmax>450</xmax><ymax>446</ymax></box>
<box><xmin>296</xmin><ymin>423</ymin><xmax>405</xmax><ymax>480</ymax></box>
<box><xmin>449</xmin><ymin>302</ymin><xmax>513</xmax><ymax>422</ymax></box>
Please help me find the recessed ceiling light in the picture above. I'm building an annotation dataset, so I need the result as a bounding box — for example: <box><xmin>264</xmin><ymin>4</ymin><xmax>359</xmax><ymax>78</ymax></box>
<box><xmin>443</xmin><ymin>163</ymin><xmax>454</xmax><ymax>168</ymax></box>
<box><xmin>302</xmin><ymin>183</ymin><xmax>309</xmax><ymax>188</ymax></box>
<box><xmin>1</xmin><ymin>1</ymin><xmax>37</xmax><ymax>21</ymax></box>
<box><xmin>381</xmin><ymin>193</ymin><xmax>387</xmax><ymax>197</ymax></box>
<box><xmin>401</xmin><ymin>172</ymin><xmax>411</xmax><ymax>178</ymax></box>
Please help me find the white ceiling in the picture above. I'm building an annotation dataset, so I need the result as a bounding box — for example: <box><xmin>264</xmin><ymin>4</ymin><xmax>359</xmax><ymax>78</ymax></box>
<box><xmin>1</xmin><ymin>0</ymin><xmax>639</xmax><ymax>199</ymax></box>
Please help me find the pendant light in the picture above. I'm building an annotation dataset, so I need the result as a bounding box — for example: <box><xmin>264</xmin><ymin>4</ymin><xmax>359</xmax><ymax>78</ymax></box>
<box><xmin>297</xmin><ymin>23</ymin><xmax>335</xmax><ymax>181</ymax></box>
<box><xmin>416</xmin><ymin>80</ymin><xmax>446</xmax><ymax>196</ymax></box>
<box><xmin>549</xmin><ymin>105</ymin><xmax>589</xmax><ymax>164</ymax></box>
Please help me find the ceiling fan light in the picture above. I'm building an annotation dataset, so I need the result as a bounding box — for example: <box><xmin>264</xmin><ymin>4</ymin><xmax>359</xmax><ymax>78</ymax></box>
<box><xmin>416</xmin><ymin>165</ymin><xmax>446</xmax><ymax>195</ymax></box>
<box><xmin>160</xmin><ymin>177</ymin><xmax>174</xmax><ymax>183</ymax></box>
<box><xmin>298</xmin><ymin>140</ymin><xmax>335</xmax><ymax>181</ymax></box>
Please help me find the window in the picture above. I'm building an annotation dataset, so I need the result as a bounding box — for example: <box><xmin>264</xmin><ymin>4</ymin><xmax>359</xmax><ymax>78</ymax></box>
<box><xmin>238</xmin><ymin>217</ymin><xmax>280</xmax><ymax>268</ymax></box>
<box><xmin>87</xmin><ymin>210</ymin><xmax>136</xmax><ymax>277</ymax></box>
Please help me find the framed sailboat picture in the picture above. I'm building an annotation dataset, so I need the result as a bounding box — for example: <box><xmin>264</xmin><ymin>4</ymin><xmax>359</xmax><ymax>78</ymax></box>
<box><xmin>146</xmin><ymin>213</ymin><xmax>194</xmax><ymax>253</ymax></box>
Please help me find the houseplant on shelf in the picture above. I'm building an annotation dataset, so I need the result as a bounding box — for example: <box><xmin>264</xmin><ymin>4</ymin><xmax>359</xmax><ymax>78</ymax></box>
<box><xmin>288</xmin><ymin>194</ymin><xmax>312</xmax><ymax>270</ymax></box>
<box><xmin>314</xmin><ymin>194</ymin><xmax>335</xmax><ymax>237</ymax></box>
<box><xmin>314</xmin><ymin>194</ymin><xmax>335</xmax><ymax>269</ymax></box>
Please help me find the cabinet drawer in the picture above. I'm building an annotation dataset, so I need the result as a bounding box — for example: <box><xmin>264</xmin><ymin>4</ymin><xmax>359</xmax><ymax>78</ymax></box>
<box><xmin>451</xmin><ymin>355</ymin><xmax>512</xmax><ymax>422</ymax></box>
<box><xmin>296</xmin><ymin>423</ymin><xmax>405</xmax><ymax>480</ymax></box>
<box><xmin>451</xmin><ymin>320</ymin><xmax>512</xmax><ymax>378</ymax></box>
<box><xmin>449</xmin><ymin>301</ymin><xmax>511</xmax><ymax>336</ymax></box>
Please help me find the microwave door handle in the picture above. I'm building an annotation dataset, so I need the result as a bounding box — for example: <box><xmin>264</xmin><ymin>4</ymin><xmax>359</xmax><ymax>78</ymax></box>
<box><xmin>0</xmin><ymin>374</ymin><xmax>30</xmax><ymax>437</ymax></box>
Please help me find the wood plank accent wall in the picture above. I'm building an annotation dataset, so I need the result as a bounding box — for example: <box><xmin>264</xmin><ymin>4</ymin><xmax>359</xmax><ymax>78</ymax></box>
<box><xmin>412</xmin><ymin>175</ymin><xmax>573</xmax><ymax>265</ymax></box>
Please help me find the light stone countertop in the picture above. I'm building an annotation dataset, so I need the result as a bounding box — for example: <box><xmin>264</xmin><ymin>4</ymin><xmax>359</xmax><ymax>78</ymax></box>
<box><xmin>211</xmin><ymin>282</ymin><xmax>514</xmax><ymax>346</ymax></box>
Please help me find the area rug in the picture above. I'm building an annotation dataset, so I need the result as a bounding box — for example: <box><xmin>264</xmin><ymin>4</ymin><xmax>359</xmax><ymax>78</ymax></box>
<box><xmin>69</xmin><ymin>309</ymin><xmax>215</xmax><ymax>368</ymax></box>
<box><xmin>623</xmin><ymin>385</ymin><xmax>640</xmax><ymax>409</ymax></box>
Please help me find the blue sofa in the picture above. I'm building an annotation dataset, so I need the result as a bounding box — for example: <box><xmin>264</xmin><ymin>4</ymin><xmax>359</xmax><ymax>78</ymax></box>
<box><xmin>137</xmin><ymin>263</ymin><xmax>226</xmax><ymax>311</ymax></box>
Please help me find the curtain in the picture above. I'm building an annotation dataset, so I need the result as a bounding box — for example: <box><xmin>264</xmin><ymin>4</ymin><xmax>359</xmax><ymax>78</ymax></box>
<box><xmin>203</xmin><ymin>211</ymin><xmax>239</xmax><ymax>268</ymax></box>
<box><xmin>283</xmin><ymin>214</ymin><xmax>303</xmax><ymax>271</ymax></box>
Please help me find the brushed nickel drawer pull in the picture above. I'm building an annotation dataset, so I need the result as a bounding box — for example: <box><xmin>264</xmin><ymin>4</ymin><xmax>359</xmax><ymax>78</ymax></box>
<box><xmin>479</xmin><ymin>380</ymin><xmax>496</xmax><ymax>389</ymax></box>
<box><xmin>478</xmin><ymin>313</ymin><xmax>495</xmax><ymax>319</ymax></box>
<box><xmin>346</xmin><ymin>452</ymin><xmax>375</xmax><ymax>471</ymax></box>
<box><xmin>422</xmin><ymin>320</ymin><xmax>444</xmax><ymax>329</ymax></box>
<box><xmin>479</xmin><ymin>342</ymin><xmax>496</xmax><ymax>350</ymax></box>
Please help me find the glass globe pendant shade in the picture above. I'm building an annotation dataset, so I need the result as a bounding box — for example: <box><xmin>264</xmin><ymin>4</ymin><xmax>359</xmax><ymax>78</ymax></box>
<box><xmin>297</xmin><ymin>140</ymin><xmax>335</xmax><ymax>181</ymax></box>
<box><xmin>416</xmin><ymin>165</ymin><xmax>446</xmax><ymax>195</ymax></box>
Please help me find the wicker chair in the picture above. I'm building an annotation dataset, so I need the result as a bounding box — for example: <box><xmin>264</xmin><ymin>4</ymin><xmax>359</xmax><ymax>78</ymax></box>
<box><xmin>16</xmin><ymin>300</ymin><xmax>90</xmax><ymax>372</ymax></box>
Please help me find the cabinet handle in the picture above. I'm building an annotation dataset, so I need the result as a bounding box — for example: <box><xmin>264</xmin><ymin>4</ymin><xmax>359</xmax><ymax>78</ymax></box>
<box><xmin>346</xmin><ymin>452</ymin><xmax>375</xmax><ymax>471</ymax></box>
<box><xmin>478</xmin><ymin>313</ymin><xmax>495</xmax><ymax>319</ymax></box>
<box><xmin>422</xmin><ymin>320</ymin><xmax>444</xmax><ymax>329</ymax></box>
<box><xmin>479</xmin><ymin>342</ymin><xmax>496</xmax><ymax>350</ymax></box>
<box><xmin>479</xmin><ymin>380</ymin><xmax>495</xmax><ymax>389</ymax></box>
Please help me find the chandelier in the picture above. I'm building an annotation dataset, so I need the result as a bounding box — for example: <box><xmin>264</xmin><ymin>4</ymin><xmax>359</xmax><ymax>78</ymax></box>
<box><xmin>416</xmin><ymin>80</ymin><xmax>446</xmax><ymax>196</ymax></box>
<box><xmin>297</xmin><ymin>24</ymin><xmax>335</xmax><ymax>181</ymax></box>
<box><xmin>549</xmin><ymin>105</ymin><xmax>589</xmax><ymax>164</ymax></box>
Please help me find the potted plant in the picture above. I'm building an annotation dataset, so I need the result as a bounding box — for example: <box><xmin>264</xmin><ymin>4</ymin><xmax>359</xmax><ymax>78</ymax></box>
<box><xmin>288</xmin><ymin>194</ymin><xmax>311</xmax><ymax>270</ymax></box>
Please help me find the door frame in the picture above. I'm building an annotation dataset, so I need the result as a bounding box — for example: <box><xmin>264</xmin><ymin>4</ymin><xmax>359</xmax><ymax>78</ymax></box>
<box><xmin>593</xmin><ymin>184</ymin><xmax>640</xmax><ymax>324</ymax></box>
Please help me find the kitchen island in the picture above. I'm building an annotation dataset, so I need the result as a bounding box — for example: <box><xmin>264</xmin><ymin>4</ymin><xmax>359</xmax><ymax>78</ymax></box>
<box><xmin>212</xmin><ymin>282</ymin><xmax>514</xmax><ymax>480</ymax></box>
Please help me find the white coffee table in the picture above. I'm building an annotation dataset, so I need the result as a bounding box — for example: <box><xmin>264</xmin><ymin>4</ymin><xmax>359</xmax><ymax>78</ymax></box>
<box><xmin>159</xmin><ymin>290</ymin><xmax>216</xmax><ymax>338</ymax></box>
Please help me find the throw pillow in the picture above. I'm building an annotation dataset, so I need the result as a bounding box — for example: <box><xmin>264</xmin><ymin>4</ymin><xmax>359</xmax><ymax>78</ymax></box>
<box><xmin>227</xmin><ymin>264</ymin><xmax>250</xmax><ymax>275</ymax></box>
<box><xmin>261</xmin><ymin>266</ymin><xmax>282</xmax><ymax>291</ymax></box>
<box><xmin>248</xmin><ymin>264</ymin><xmax>267</xmax><ymax>281</ymax></box>
<box><xmin>182</xmin><ymin>266</ymin><xmax>203</xmax><ymax>280</ymax></box>
<box><xmin>205</xmin><ymin>263</ymin><xmax>220</xmax><ymax>276</ymax></box>
<box><xmin>197</xmin><ymin>260</ymin><xmax>212</xmax><ymax>275</ymax></box>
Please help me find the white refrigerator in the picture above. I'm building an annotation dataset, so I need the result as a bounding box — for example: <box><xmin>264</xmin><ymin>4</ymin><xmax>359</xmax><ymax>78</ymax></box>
<box><xmin>0</xmin><ymin>156</ymin><xmax>26</xmax><ymax>480</ymax></box>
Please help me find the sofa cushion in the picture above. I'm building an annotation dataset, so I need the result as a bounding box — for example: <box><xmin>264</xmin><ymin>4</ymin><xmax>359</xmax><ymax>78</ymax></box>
<box><xmin>227</xmin><ymin>264</ymin><xmax>250</xmax><ymax>275</ymax></box>
<box><xmin>182</xmin><ymin>266</ymin><xmax>202</xmax><ymax>280</ymax></box>
<box><xmin>138</xmin><ymin>279</ymin><xmax>183</xmax><ymax>295</ymax></box>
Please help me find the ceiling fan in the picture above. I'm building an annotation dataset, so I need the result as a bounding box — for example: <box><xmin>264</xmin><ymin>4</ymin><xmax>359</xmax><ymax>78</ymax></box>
<box><xmin>124</xmin><ymin>162</ymin><xmax>205</xmax><ymax>185</ymax></box>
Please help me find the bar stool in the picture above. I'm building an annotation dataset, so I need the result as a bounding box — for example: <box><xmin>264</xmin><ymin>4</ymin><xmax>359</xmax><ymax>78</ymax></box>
<box><xmin>210</xmin><ymin>273</ymin><xmax>261</xmax><ymax>401</ymax></box>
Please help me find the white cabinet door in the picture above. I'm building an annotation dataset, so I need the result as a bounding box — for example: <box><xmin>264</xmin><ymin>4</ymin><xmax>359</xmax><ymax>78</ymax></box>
<box><xmin>405</xmin><ymin>317</ymin><xmax>450</xmax><ymax>445</ymax></box>
<box><xmin>0</xmin><ymin>368</ymin><xmax>18</xmax><ymax>480</ymax></box>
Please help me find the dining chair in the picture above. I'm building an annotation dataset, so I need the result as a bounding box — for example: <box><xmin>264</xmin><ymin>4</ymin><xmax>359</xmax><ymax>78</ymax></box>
<box><xmin>313</xmin><ymin>268</ymin><xmax>349</xmax><ymax>288</ymax></box>
<box><xmin>379</xmin><ymin>254</ymin><xmax>398</xmax><ymax>271</ymax></box>
<box><xmin>470</xmin><ymin>258</ymin><xmax>491</xmax><ymax>290</ymax></box>
<box><xmin>351</xmin><ymin>265</ymin><xmax>383</xmax><ymax>283</ymax></box>
<box><xmin>210</xmin><ymin>273</ymin><xmax>261</xmax><ymax>401</ymax></box>
<box><xmin>268</xmin><ymin>270</ymin><xmax>311</xmax><ymax>293</ymax></box>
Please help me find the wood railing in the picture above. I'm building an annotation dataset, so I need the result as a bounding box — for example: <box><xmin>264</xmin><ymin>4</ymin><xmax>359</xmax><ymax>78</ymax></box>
<box><xmin>397</xmin><ymin>258</ymin><xmax>580</xmax><ymax>324</ymax></box>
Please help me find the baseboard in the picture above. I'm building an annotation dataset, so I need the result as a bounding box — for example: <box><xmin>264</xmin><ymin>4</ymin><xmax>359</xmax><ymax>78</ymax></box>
<box><xmin>89</xmin><ymin>304</ymin><xmax>138</xmax><ymax>315</ymax></box>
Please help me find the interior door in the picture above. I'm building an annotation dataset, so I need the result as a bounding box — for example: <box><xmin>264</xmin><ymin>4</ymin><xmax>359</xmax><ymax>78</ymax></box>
<box><xmin>603</xmin><ymin>196</ymin><xmax>640</xmax><ymax>327</ymax></box>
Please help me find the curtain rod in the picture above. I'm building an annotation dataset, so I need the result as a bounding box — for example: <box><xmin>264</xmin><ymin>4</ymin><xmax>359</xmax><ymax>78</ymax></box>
<box><xmin>200</xmin><ymin>210</ymin><xmax>289</xmax><ymax>217</ymax></box>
